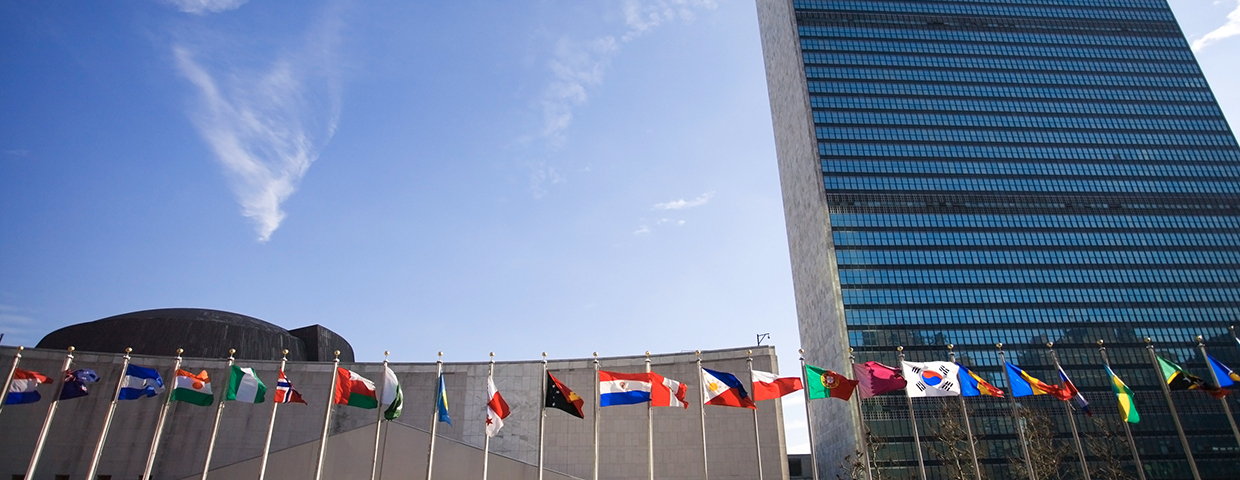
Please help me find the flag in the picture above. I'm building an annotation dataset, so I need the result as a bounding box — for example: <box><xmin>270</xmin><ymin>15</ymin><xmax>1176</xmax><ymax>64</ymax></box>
<box><xmin>60</xmin><ymin>368</ymin><xmax>99</xmax><ymax>400</ymax></box>
<box><xmin>485</xmin><ymin>376</ymin><xmax>510</xmax><ymax>437</ymax></box>
<box><xmin>334</xmin><ymin>368</ymin><xmax>378</xmax><ymax>409</ymax></box>
<box><xmin>274</xmin><ymin>370</ymin><xmax>306</xmax><ymax>404</ymax></box>
<box><xmin>6</xmin><ymin>368</ymin><xmax>51</xmax><ymax>405</ymax></box>
<box><xmin>381</xmin><ymin>365</ymin><xmax>403</xmax><ymax>420</ymax></box>
<box><xmin>226</xmin><ymin>365</ymin><xmax>266</xmax><ymax>404</ymax></box>
<box><xmin>1157</xmin><ymin>356</ymin><xmax>1229</xmax><ymax>398</ymax></box>
<box><xmin>651</xmin><ymin>372</ymin><xmax>688</xmax><ymax>408</ymax></box>
<box><xmin>1208</xmin><ymin>355</ymin><xmax>1240</xmax><ymax>388</ymax></box>
<box><xmin>1057</xmin><ymin>366</ymin><xmax>1091</xmax><ymax>416</ymax></box>
<box><xmin>1105</xmin><ymin>365</ymin><xmax>1139</xmax><ymax>423</ymax></box>
<box><xmin>902</xmin><ymin>361</ymin><xmax>961</xmax><ymax>398</ymax></box>
<box><xmin>435</xmin><ymin>372</ymin><xmax>451</xmax><ymax>425</ymax></box>
<box><xmin>701</xmin><ymin>368</ymin><xmax>756</xmax><ymax>409</ymax></box>
<box><xmin>958</xmin><ymin>364</ymin><xmax>1004</xmax><ymax>398</ymax></box>
<box><xmin>750</xmin><ymin>370</ymin><xmax>802</xmax><ymax>401</ymax></box>
<box><xmin>171</xmin><ymin>370</ymin><xmax>214</xmax><ymax>406</ymax></box>
<box><xmin>600</xmin><ymin>371</ymin><xmax>654</xmax><ymax>407</ymax></box>
<box><xmin>852</xmin><ymin>361</ymin><xmax>906</xmax><ymax>399</ymax></box>
<box><xmin>118</xmin><ymin>364</ymin><xmax>165</xmax><ymax>400</ymax></box>
<box><xmin>1004</xmin><ymin>362</ymin><xmax>1071</xmax><ymax>400</ymax></box>
<box><xmin>805</xmin><ymin>365</ymin><xmax>858</xmax><ymax>401</ymax></box>
<box><xmin>545</xmin><ymin>372</ymin><xmax>584</xmax><ymax>418</ymax></box>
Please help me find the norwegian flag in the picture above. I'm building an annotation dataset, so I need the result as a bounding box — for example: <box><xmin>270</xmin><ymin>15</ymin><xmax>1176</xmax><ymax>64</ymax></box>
<box><xmin>274</xmin><ymin>370</ymin><xmax>307</xmax><ymax>404</ymax></box>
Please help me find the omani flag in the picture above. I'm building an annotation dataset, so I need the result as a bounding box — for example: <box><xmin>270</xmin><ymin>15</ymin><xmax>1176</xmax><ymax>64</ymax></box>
<box><xmin>226</xmin><ymin>365</ymin><xmax>267</xmax><ymax>403</ymax></box>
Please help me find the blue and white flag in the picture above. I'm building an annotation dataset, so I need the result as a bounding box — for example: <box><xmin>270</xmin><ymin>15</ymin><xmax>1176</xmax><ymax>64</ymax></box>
<box><xmin>118</xmin><ymin>364</ymin><xmax>164</xmax><ymax>400</ymax></box>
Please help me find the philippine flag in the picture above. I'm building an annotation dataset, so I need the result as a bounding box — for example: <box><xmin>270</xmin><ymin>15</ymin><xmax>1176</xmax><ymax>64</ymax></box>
<box><xmin>701</xmin><ymin>368</ymin><xmax>756</xmax><ymax>409</ymax></box>
<box><xmin>6</xmin><ymin>368</ymin><xmax>51</xmax><ymax>405</ymax></box>
<box><xmin>600</xmin><ymin>371</ymin><xmax>653</xmax><ymax>407</ymax></box>
<box><xmin>118</xmin><ymin>364</ymin><xmax>165</xmax><ymax>400</ymax></box>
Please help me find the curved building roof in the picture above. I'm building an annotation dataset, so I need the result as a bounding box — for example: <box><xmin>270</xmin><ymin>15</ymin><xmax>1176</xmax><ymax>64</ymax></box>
<box><xmin>37</xmin><ymin>308</ymin><xmax>353</xmax><ymax>362</ymax></box>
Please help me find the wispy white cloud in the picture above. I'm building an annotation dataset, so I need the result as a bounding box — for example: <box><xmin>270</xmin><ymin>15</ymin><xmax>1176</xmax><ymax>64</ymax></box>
<box><xmin>5</xmin><ymin>149</ymin><xmax>29</xmax><ymax>157</ymax></box>
<box><xmin>162</xmin><ymin>0</ymin><xmax>249</xmax><ymax>15</ymax></box>
<box><xmin>620</xmin><ymin>0</ymin><xmax>718</xmax><ymax>42</ymax></box>
<box><xmin>0</xmin><ymin>303</ymin><xmax>41</xmax><ymax>347</ymax></box>
<box><xmin>173</xmin><ymin>9</ymin><xmax>342</xmax><ymax>242</ymax></box>
<box><xmin>653</xmin><ymin>191</ymin><xmax>714</xmax><ymax>210</ymax></box>
<box><xmin>1192</xmin><ymin>0</ymin><xmax>1240</xmax><ymax>52</ymax></box>
<box><xmin>633</xmin><ymin>224</ymin><xmax>651</xmax><ymax>235</ymax></box>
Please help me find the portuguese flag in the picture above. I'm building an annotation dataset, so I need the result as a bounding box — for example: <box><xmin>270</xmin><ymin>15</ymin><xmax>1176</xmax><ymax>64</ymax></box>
<box><xmin>334</xmin><ymin>368</ymin><xmax>378</xmax><ymax>409</ymax></box>
<box><xmin>805</xmin><ymin>364</ymin><xmax>859</xmax><ymax>401</ymax></box>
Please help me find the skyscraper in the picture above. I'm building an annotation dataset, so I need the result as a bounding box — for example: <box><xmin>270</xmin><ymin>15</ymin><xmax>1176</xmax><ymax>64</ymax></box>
<box><xmin>756</xmin><ymin>0</ymin><xmax>1240</xmax><ymax>478</ymax></box>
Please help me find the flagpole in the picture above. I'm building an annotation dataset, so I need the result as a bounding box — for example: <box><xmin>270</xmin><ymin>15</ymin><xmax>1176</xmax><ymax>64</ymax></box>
<box><xmin>1196</xmin><ymin>335</ymin><xmax>1240</xmax><ymax>449</ymax></box>
<box><xmin>799</xmin><ymin>349</ymin><xmax>820</xmax><ymax>480</ymax></box>
<box><xmin>645</xmin><ymin>350</ymin><xmax>654</xmax><ymax>480</ymax></box>
<box><xmin>1145</xmin><ymin>338</ymin><xmax>1200</xmax><ymax>480</ymax></box>
<box><xmin>258</xmin><ymin>349</ymin><xmax>287</xmax><ymax>480</ymax></box>
<box><xmin>1047</xmin><ymin>342</ymin><xmax>1091</xmax><ymax>480</ymax></box>
<box><xmin>538</xmin><ymin>352</ymin><xmax>547</xmax><ymax>480</ymax></box>
<box><xmin>371</xmin><ymin>351</ymin><xmax>391</xmax><ymax>480</ymax></box>
<box><xmin>747</xmin><ymin>350</ymin><xmax>765</xmax><ymax>480</ymax></box>
<box><xmin>996</xmin><ymin>343</ymin><xmax>1037</xmax><ymax>480</ymax></box>
<box><xmin>946</xmin><ymin>345</ymin><xmax>981</xmax><ymax>480</ymax></box>
<box><xmin>848</xmin><ymin>349</ymin><xmax>873</xmax><ymax>480</ymax></box>
<box><xmin>0</xmin><ymin>345</ymin><xmax>23</xmax><ymax>418</ymax></box>
<box><xmin>896</xmin><ymin>346</ymin><xmax>928</xmax><ymax>480</ymax></box>
<box><xmin>85</xmin><ymin>347</ymin><xmax>134</xmax><ymax>480</ymax></box>
<box><xmin>695</xmin><ymin>351</ymin><xmax>710</xmax><ymax>480</ymax></box>
<box><xmin>426</xmin><ymin>351</ymin><xmax>443</xmax><ymax>480</ymax></box>
<box><xmin>143</xmin><ymin>348</ymin><xmax>184</xmax><ymax>480</ymax></box>
<box><xmin>316</xmin><ymin>350</ymin><xmax>341</xmax><ymax>480</ymax></box>
<box><xmin>25</xmin><ymin>346</ymin><xmax>74</xmax><ymax>480</ymax></box>
<box><xmin>592</xmin><ymin>351</ymin><xmax>600</xmax><ymax>480</ymax></box>
<box><xmin>201</xmin><ymin>349</ymin><xmax>235</xmax><ymax>480</ymax></box>
<box><xmin>483</xmin><ymin>353</ymin><xmax>495</xmax><ymax>480</ymax></box>
<box><xmin>1098</xmin><ymin>341</ymin><xmax>1146</xmax><ymax>480</ymax></box>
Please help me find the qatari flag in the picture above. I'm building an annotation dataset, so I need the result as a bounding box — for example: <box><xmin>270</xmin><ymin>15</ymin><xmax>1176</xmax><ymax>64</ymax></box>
<box><xmin>852</xmin><ymin>361</ymin><xmax>907</xmax><ymax>399</ymax></box>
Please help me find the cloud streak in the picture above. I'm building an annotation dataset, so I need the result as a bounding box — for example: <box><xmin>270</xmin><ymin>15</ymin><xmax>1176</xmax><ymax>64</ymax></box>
<box><xmin>653</xmin><ymin>191</ymin><xmax>714</xmax><ymax>210</ymax></box>
<box><xmin>1192</xmin><ymin>0</ymin><xmax>1240</xmax><ymax>52</ymax></box>
<box><xmin>173</xmin><ymin>11</ymin><xmax>341</xmax><ymax>242</ymax></box>
<box><xmin>162</xmin><ymin>0</ymin><xmax>249</xmax><ymax>15</ymax></box>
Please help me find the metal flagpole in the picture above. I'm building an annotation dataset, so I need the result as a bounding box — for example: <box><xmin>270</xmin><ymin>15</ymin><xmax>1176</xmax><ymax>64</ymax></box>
<box><xmin>426</xmin><ymin>351</ymin><xmax>443</xmax><ymax>480</ymax></box>
<box><xmin>1145</xmin><ymin>338</ymin><xmax>1201</xmax><ymax>480</ymax></box>
<box><xmin>316</xmin><ymin>350</ymin><xmax>342</xmax><ymax>480</ymax></box>
<box><xmin>848</xmin><ymin>349</ymin><xmax>873</xmax><ymax>480</ymax></box>
<box><xmin>696</xmin><ymin>351</ymin><xmax>709</xmax><ymax>480</ymax></box>
<box><xmin>1047</xmin><ymin>342</ymin><xmax>1091</xmax><ymax>480</ymax></box>
<box><xmin>645</xmin><ymin>351</ymin><xmax>654</xmax><ymax>480</ymax></box>
<box><xmin>996</xmin><ymin>343</ymin><xmax>1037</xmax><ymax>480</ymax></box>
<box><xmin>0</xmin><ymin>345</ymin><xmax>23</xmax><ymax>418</ymax></box>
<box><xmin>593</xmin><ymin>352</ymin><xmax>601</xmax><ymax>480</ymax></box>
<box><xmin>85</xmin><ymin>347</ymin><xmax>134</xmax><ymax>480</ymax></box>
<box><xmin>25</xmin><ymin>346</ymin><xmax>74</xmax><ymax>480</ymax></box>
<box><xmin>1196</xmin><ymin>336</ymin><xmax>1240</xmax><ymax>448</ymax></box>
<box><xmin>747</xmin><ymin>350</ymin><xmax>764</xmax><ymax>480</ymax></box>
<box><xmin>947</xmin><ymin>345</ymin><xmax>981</xmax><ymax>480</ymax></box>
<box><xmin>201</xmin><ymin>349</ymin><xmax>235</xmax><ymax>480</ymax></box>
<box><xmin>144</xmin><ymin>348</ymin><xmax>184</xmax><ymax>480</ymax></box>
<box><xmin>258</xmin><ymin>349</ymin><xmax>288</xmax><ymax>480</ymax></box>
<box><xmin>799</xmin><ymin>349</ymin><xmax>820</xmax><ymax>480</ymax></box>
<box><xmin>897</xmin><ymin>346</ymin><xmax>928</xmax><ymax>480</ymax></box>
<box><xmin>539</xmin><ymin>352</ymin><xmax>548</xmax><ymax>480</ymax></box>
<box><xmin>1098</xmin><ymin>341</ymin><xmax>1146</xmax><ymax>480</ymax></box>
<box><xmin>483</xmin><ymin>353</ymin><xmax>495</xmax><ymax>480</ymax></box>
<box><xmin>372</xmin><ymin>351</ymin><xmax>391</xmax><ymax>480</ymax></box>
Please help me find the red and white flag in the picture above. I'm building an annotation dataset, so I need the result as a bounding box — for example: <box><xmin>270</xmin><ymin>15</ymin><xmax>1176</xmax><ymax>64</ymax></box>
<box><xmin>274</xmin><ymin>370</ymin><xmax>306</xmax><ymax>404</ymax></box>
<box><xmin>650</xmin><ymin>372</ymin><xmax>689</xmax><ymax>408</ymax></box>
<box><xmin>486</xmin><ymin>376</ymin><xmax>511</xmax><ymax>437</ymax></box>
<box><xmin>750</xmin><ymin>370</ymin><xmax>803</xmax><ymax>401</ymax></box>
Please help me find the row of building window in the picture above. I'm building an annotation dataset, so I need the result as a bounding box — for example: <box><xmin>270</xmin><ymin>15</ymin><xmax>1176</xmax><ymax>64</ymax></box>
<box><xmin>792</xmin><ymin>1</ymin><xmax>1173</xmax><ymax>21</ymax></box>
<box><xmin>842</xmin><ymin>307</ymin><xmax>1240</xmax><ymax>327</ymax></box>
<box><xmin>818</xmin><ymin>143</ymin><xmax>1238</xmax><ymax>161</ymax></box>
<box><xmin>821</xmin><ymin>160</ymin><xmax>1240</xmax><ymax>178</ymax></box>
<box><xmin>816</xmin><ymin>127</ymin><xmax>1235</xmax><ymax>147</ymax></box>
<box><xmin>830</xmin><ymin>213</ymin><xmax>1240</xmax><ymax>230</ymax></box>
<box><xmin>808</xmin><ymin>81</ymin><xmax>1213</xmax><ymax>102</ymax></box>
<box><xmin>841</xmin><ymin>287</ymin><xmax>1240</xmax><ymax>305</ymax></box>
<box><xmin>805</xmin><ymin>67</ymin><xmax>1207</xmax><ymax>89</ymax></box>
<box><xmin>800</xmin><ymin>39</ymin><xmax>1190</xmax><ymax>61</ymax></box>
<box><xmin>797</xmin><ymin>25</ymin><xmax>1186</xmax><ymax>47</ymax></box>
<box><xmin>834</xmin><ymin>230</ymin><xmax>1240</xmax><ymax>247</ymax></box>
<box><xmin>811</xmin><ymin>96</ymin><xmax>1221</xmax><ymax>116</ymax></box>
<box><xmin>835</xmin><ymin>250</ymin><xmax>1240</xmax><ymax>267</ymax></box>
<box><xmin>803</xmin><ymin>52</ymin><xmax>1199</xmax><ymax>74</ymax></box>
<box><xmin>861</xmin><ymin>0</ymin><xmax>1169</xmax><ymax>8</ymax></box>
<box><xmin>824</xmin><ymin>177</ymin><xmax>1240</xmax><ymax>194</ymax></box>
<box><xmin>838</xmin><ymin>268</ymin><xmax>1240</xmax><ymax>286</ymax></box>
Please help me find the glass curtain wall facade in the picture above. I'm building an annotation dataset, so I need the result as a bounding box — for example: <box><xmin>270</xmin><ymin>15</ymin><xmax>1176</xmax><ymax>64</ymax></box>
<box><xmin>758</xmin><ymin>0</ymin><xmax>1240</xmax><ymax>478</ymax></box>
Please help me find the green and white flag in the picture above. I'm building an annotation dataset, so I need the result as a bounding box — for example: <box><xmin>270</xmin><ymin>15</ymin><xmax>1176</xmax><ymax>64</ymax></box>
<box><xmin>226</xmin><ymin>365</ymin><xmax>267</xmax><ymax>403</ymax></box>
<box><xmin>382</xmin><ymin>364</ymin><xmax>403</xmax><ymax>420</ymax></box>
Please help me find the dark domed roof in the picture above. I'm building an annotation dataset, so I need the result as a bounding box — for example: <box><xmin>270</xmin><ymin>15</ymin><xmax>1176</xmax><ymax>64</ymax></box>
<box><xmin>37</xmin><ymin>308</ymin><xmax>353</xmax><ymax>362</ymax></box>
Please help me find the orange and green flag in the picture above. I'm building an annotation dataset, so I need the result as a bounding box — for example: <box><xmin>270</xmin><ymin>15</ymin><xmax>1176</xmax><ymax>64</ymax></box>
<box><xmin>1104</xmin><ymin>365</ymin><xmax>1138</xmax><ymax>423</ymax></box>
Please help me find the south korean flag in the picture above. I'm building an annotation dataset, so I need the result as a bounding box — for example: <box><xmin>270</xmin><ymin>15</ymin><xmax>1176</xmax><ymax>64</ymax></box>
<box><xmin>902</xmin><ymin>361</ymin><xmax>962</xmax><ymax>398</ymax></box>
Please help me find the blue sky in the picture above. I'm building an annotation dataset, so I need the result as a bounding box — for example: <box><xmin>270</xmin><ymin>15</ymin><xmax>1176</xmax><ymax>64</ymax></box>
<box><xmin>2</xmin><ymin>0</ymin><xmax>1239</xmax><ymax>454</ymax></box>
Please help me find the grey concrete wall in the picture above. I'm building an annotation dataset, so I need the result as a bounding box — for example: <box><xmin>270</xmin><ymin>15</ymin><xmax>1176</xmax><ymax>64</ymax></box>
<box><xmin>0</xmin><ymin>346</ymin><xmax>787</xmax><ymax>480</ymax></box>
<box><xmin>754</xmin><ymin>0</ymin><xmax>860</xmax><ymax>477</ymax></box>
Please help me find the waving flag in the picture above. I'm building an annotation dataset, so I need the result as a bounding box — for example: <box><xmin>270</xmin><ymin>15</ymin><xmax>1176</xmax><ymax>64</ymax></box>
<box><xmin>701</xmin><ymin>368</ymin><xmax>756</xmax><ymax>409</ymax></box>
<box><xmin>1057</xmin><ymin>366</ymin><xmax>1091</xmax><ymax>415</ymax></box>
<box><xmin>750</xmin><ymin>370</ymin><xmax>802</xmax><ymax>401</ymax></box>
<box><xmin>118</xmin><ymin>364</ymin><xmax>165</xmax><ymax>400</ymax></box>
<box><xmin>651</xmin><ymin>372</ymin><xmax>688</xmax><ymax>408</ymax></box>
<box><xmin>334</xmin><ymin>368</ymin><xmax>378</xmax><ymax>409</ymax></box>
<box><xmin>545</xmin><ymin>372</ymin><xmax>584</xmax><ymax>418</ymax></box>
<box><xmin>274</xmin><ymin>370</ymin><xmax>306</xmax><ymax>404</ymax></box>
<box><xmin>382</xmin><ymin>365</ymin><xmax>403</xmax><ymax>420</ymax></box>
<box><xmin>171</xmin><ymin>370</ymin><xmax>213</xmax><ymax>406</ymax></box>
<box><xmin>805</xmin><ymin>365</ymin><xmax>858</xmax><ymax>401</ymax></box>
<box><xmin>60</xmin><ymin>368</ymin><xmax>99</xmax><ymax>400</ymax></box>
<box><xmin>1105</xmin><ymin>365</ymin><xmax>1139</xmax><ymax>423</ymax></box>
<box><xmin>485</xmin><ymin>376</ymin><xmax>510</xmax><ymax>437</ymax></box>
<box><xmin>226</xmin><ymin>365</ymin><xmax>267</xmax><ymax>403</ymax></box>
<box><xmin>902</xmin><ymin>361</ymin><xmax>961</xmax><ymax>398</ymax></box>
<box><xmin>958</xmin><ymin>364</ymin><xmax>1003</xmax><ymax>398</ymax></box>
<box><xmin>6</xmin><ymin>368</ymin><xmax>51</xmax><ymax>405</ymax></box>
<box><xmin>852</xmin><ymin>362</ymin><xmax>906</xmax><ymax>399</ymax></box>
<box><xmin>1158</xmin><ymin>356</ymin><xmax>1229</xmax><ymax>398</ymax></box>
<box><xmin>600</xmin><ymin>371</ymin><xmax>654</xmax><ymax>407</ymax></box>
<box><xmin>435</xmin><ymin>372</ymin><xmax>451</xmax><ymax>425</ymax></box>
<box><xmin>1005</xmin><ymin>362</ymin><xmax>1072</xmax><ymax>400</ymax></box>
<box><xmin>1207</xmin><ymin>355</ymin><xmax>1239</xmax><ymax>388</ymax></box>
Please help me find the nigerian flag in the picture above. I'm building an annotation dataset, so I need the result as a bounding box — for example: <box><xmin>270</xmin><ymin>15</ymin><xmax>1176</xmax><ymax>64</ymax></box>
<box><xmin>1105</xmin><ymin>365</ymin><xmax>1139</xmax><ymax>423</ymax></box>
<box><xmin>226</xmin><ymin>365</ymin><xmax>267</xmax><ymax>403</ymax></box>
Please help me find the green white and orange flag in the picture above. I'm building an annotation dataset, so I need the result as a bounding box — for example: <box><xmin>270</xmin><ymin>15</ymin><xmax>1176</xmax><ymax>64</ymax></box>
<box><xmin>171</xmin><ymin>369</ymin><xmax>214</xmax><ymax>406</ymax></box>
<box><xmin>1104</xmin><ymin>365</ymin><xmax>1138</xmax><ymax>423</ymax></box>
<box><xmin>334</xmin><ymin>367</ymin><xmax>378</xmax><ymax>409</ymax></box>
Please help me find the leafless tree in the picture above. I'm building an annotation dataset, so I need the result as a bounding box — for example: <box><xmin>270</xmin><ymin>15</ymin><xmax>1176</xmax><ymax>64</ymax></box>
<box><xmin>928</xmin><ymin>398</ymin><xmax>980</xmax><ymax>480</ymax></box>
<box><xmin>1011</xmin><ymin>406</ymin><xmax>1069</xmax><ymax>480</ymax></box>
<box><xmin>1084</xmin><ymin>416</ymin><xmax>1135</xmax><ymax>480</ymax></box>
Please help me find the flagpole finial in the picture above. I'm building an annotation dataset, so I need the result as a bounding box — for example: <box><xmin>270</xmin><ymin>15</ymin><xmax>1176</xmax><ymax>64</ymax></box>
<box><xmin>16</xmin><ymin>345</ymin><xmax>22</xmax><ymax>351</ymax></box>
<box><xmin>1046</xmin><ymin>342</ymin><xmax>1053</xmax><ymax>349</ymax></box>
<box><xmin>746</xmin><ymin>349</ymin><xmax>751</xmax><ymax>356</ymax></box>
<box><xmin>995</xmin><ymin>343</ymin><xmax>1002</xmax><ymax>349</ymax></box>
<box><xmin>1231</xmin><ymin>325</ymin><xmax>1236</xmax><ymax>332</ymax></box>
<box><xmin>1196</xmin><ymin>335</ymin><xmax>1204</xmax><ymax>343</ymax></box>
<box><xmin>1144</xmin><ymin>337</ymin><xmax>1152</xmax><ymax>345</ymax></box>
<box><xmin>896</xmin><ymin>346</ymin><xmax>903</xmax><ymax>352</ymax></box>
<box><xmin>798</xmin><ymin>348</ymin><xmax>804</xmax><ymax>354</ymax></box>
<box><xmin>1096</xmin><ymin>340</ymin><xmax>1104</xmax><ymax>347</ymax></box>
<box><xmin>947</xmin><ymin>344</ymin><xmax>954</xmax><ymax>351</ymax></box>
<box><xmin>281</xmin><ymin>349</ymin><xmax>287</xmax><ymax>355</ymax></box>
<box><xmin>645</xmin><ymin>351</ymin><xmax>650</xmax><ymax>357</ymax></box>
<box><xmin>228</xmin><ymin>348</ymin><xmax>236</xmax><ymax>357</ymax></box>
<box><xmin>335</xmin><ymin>350</ymin><xmax>341</xmax><ymax>360</ymax></box>
<box><xmin>177</xmin><ymin>348</ymin><xmax>184</xmax><ymax>355</ymax></box>
<box><xmin>68</xmin><ymin>346</ymin><xmax>75</xmax><ymax>352</ymax></box>
<box><xmin>593</xmin><ymin>351</ymin><xmax>598</xmax><ymax>357</ymax></box>
<box><xmin>695</xmin><ymin>350</ymin><xmax>701</xmax><ymax>356</ymax></box>
<box><xmin>848</xmin><ymin>347</ymin><xmax>853</xmax><ymax>353</ymax></box>
<box><xmin>125</xmin><ymin>347</ymin><xmax>133</xmax><ymax>357</ymax></box>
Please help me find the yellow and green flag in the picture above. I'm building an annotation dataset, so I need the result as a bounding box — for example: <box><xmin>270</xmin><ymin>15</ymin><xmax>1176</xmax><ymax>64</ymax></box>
<box><xmin>1104</xmin><ymin>365</ymin><xmax>1138</xmax><ymax>423</ymax></box>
